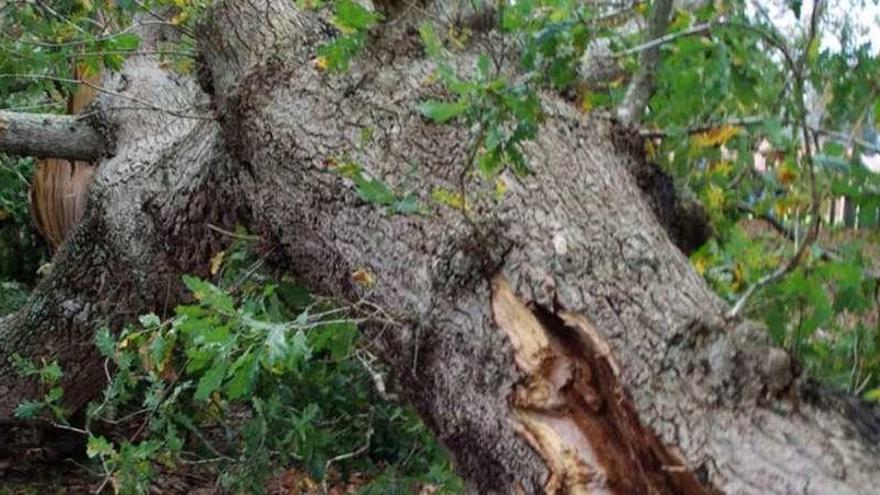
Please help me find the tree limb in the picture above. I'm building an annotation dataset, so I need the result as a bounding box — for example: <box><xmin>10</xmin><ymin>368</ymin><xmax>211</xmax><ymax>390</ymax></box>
<box><xmin>617</xmin><ymin>0</ymin><xmax>674</xmax><ymax>125</ymax></box>
<box><xmin>0</xmin><ymin>110</ymin><xmax>104</xmax><ymax>161</ymax></box>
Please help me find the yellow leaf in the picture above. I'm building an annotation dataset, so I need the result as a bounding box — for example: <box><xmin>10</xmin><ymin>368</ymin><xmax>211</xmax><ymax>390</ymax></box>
<box><xmin>313</xmin><ymin>56</ymin><xmax>329</xmax><ymax>72</ymax></box>
<box><xmin>776</xmin><ymin>164</ymin><xmax>797</xmax><ymax>185</ymax></box>
<box><xmin>171</xmin><ymin>11</ymin><xmax>189</xmax><ymax>25</ymax></box>
<box><xmin>0</xmin><ymin>209</ymin><xmax>8</xmax><ymax>221</ymax></box>
<box><xmin>447</xmin><ymin>26</ymin><xmax>470</xmax><ymax>50</ymax></box>
<box><xmin>210</xmin><ymin>251</ymin><xmax>225</xmax><ymax>276</ymax></box>
<box><xmin>494</xmin><ymin>177</ymin><xmax>508</xmax><ymax>199</ymax></box>
<box><xmin>693</xmin><ymin>256</ymin><xmax>709</xmax><ymax>276</ymax></box>
<box><xmin>609</xmin><ymin>76</ymin><xmax>626</xmax><ymax>89</ymax></box>
<box><xmin>692</xmin><ymin>125</ymin><xmax>741</xmax><ymax>149</ymax></box>
<box><xmin>431</xmin><ymin>187</ymin><xmax>468</xmax><ymax>211</ymax></box>
<box><xmin>710</xmin><ymin>160</ymin><xmax>733</xmax><ymax>176</ymax></box>
<box><xmin>774</xmin><ymin>199</ymin><xmax>789</xmax><ymax>218</ymax></box>
<box><xmin>580</xmin><ymin>94</ymin><xmax>594</xmax><ymax>113</ymax></box>
<box><xmin>422</xmin><ymin>71</ymin><xmax>439</xmax><ymax>86</ymax></box>
<box><xmin>732</xmin><ymin>263</ymin><xmax>745</xmax><ymax>291</ymax></box>
<box><xmin>351</xmin><ymin>268</ymin><xmax>375</xmax><ymax>287</ymax></box>
<box><xmin>644</xmin><ymin>140</ymin><xmax>657</xmax><ymax>159</ymax></box>
<box><xmin>705</xmin><ymin>184</ymin><xmax>725</xmax><ymax>211</ymax></box>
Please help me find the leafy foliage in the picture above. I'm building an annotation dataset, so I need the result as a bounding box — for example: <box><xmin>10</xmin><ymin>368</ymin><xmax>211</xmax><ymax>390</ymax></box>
<box><xmin>0</xmin><ymin>154</ymin><xmax>44</xmax><ymax>308</ymax></box>
<box><xmin>313</xmin><ymin>0</ymin><xmax>382</xmax><ymax>72</ymax></box>
<box><xmin>38</xmin><ymin>240</ymin><xmax>460</xmax><ymax>494</ymax></box>
<box><xmin>635</xmin><ymin>2</ymin><xmax>880</xmax><ymax>398</ymax></box>
<box><xmin>417</xmin><ymin>21</ymin><xmax>542</xmax><ymax>178</ymax></box>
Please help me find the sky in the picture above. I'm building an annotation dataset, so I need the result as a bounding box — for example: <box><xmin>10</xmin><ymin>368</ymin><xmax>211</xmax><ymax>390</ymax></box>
<box><xmin>757</xmin><ymin>0</ymin><xmax>880</xmax><ymax>53</ymax></box>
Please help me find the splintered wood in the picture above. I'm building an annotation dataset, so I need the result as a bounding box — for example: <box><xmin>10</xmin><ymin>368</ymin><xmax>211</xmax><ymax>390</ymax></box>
<box><xmin>491</xmin><ymin>275</ymin><xmax>715</xmax><ymax>495</ymax></box>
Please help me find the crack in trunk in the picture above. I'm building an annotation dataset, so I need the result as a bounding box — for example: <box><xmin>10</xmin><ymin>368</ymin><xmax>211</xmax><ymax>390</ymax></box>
<box><xmin>492</xmin><ymin>275</ymin><xmax>716</xmax><ymax>494</ymax></box>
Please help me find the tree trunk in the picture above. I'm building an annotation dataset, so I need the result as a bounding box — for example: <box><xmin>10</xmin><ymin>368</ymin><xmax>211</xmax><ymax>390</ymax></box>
<box><xmin>1</xmin><ymin>1</ymin><xmax>879</xmax><ymax>493</ymax></box>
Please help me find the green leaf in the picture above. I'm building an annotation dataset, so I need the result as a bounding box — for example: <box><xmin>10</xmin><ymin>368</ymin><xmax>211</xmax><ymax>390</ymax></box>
<box><xmin>417</xmin><ymin>100</ymin><xmax>467</xmax><ymax>123</ymax></box>
<box><xmin>14</xmin><ymin>400</ymin><xmax>42</xmax><ymax>419</ymax></box>
<box><xmin>139</xmin><ymin>313</ymin><xmax>161</xmax><ymax>328</ymax></box>
<box><xmin>183</xmin><ymin>275</ymin><xmax>235</xmax><ymax>314</ymax></box>
<box><xmin>317</xmin><ymin>34</ymin><xmax>362</xmax><ymax>72</ymax></box>
<box><xmin>333</xmin><ymin>0</ymin><xmax>380</xmax><ymax>31</ymax></box>
<box><xmin>149</xmin><ymin>332</ymin><xmax>169</xmax><ymax>369</ymax></box>
<box><xmin>353</xmin><ymin>175</ymin><xmax>396</xmax><ymax>205</ymax></box>
<box><xmin>419</xmin><ymin>22</ymin><xmax>443</xmax><ymax>58</ymax></box>
<box><xmin>310</xmin><ymin>321</ymin><xmax>358</xmax><ymax>360</ymax></box>
<box><xmin>226</xmin><ymin>352</ymin><xmax>257</xmax><ymax>400</ymax></box>
<box><xmin>95</xmin><ymin>327</ymin><xmax>116</xmax><ymax>358</ymax></box>
<box><xmin>86</xmin><ymin>435</ymin><xmax>115</xmax><ymax>459</ymax></box>
<box><xmin>194</xmin><ymin>359</ymin><xmax>228</xmax><ymax>401</ymax></box>
<box><xmin>865</xmin><ymin>387</ymin><xmax>880</xmax><ymax>402</ymax></box>
<box><xmin>393</xmin><ymin>195</ymin><xmax>420</xmax><ymax>214</ymax></box>
<box><xmin>41</xmin><ymin>361</ymin><xmax>63</xmax><ymax>383</ymax></box>
<box><xmin>815</xmin><ymin>154</ymin><xmax>850</xmax><ymax>173</ymax></box>
<box><xmin>265</xmin><ymin>325</ymin><xmax>289</xmax><ymax>369</ymax></box>
<box><xmin>47</xmin><ymin>386</ymin><xmax>63</xmax><ymax>402</ymax></box>
<box><xmin>107</xmin><ymin>33</ymin><xmax>141</xmax><ymax>52</ymax></box>
<box><xmin>277</xmin><ymin>281</ymin><xmax>313</xmax><ymax>309</ymax></box>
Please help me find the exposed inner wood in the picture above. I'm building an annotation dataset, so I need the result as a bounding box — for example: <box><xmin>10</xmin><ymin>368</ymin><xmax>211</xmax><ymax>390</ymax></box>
<box><xmin>491</xmin><ymin>274</ymin><xmax>717</xmax><ymax>494</ymax></box>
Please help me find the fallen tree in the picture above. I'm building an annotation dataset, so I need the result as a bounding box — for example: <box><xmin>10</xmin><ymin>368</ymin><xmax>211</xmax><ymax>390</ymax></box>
<box><xmin>1</xmin><ymin>1</ymin><xmax>879</xmax><ymax>492</ymax></box>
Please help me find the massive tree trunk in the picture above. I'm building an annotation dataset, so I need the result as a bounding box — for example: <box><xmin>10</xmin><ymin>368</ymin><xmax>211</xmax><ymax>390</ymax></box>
<box><xmin>1</xmin><ymin>1</ymin><xmax>879</xmax><ymax>493</ymax></box>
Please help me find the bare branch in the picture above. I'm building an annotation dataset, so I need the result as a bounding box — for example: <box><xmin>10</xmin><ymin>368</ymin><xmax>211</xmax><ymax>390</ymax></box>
<box><xmin>613</xmin><ymin>20</ymin><xmax>716</xmax><ymax>58</ymax></box>
<box><xmin>638</xmin><ymin>115</ymin><xmax>765</xmax><ymax>137</ymax></box>
<box><xmin>0</xmin><ymin>110</ymin><xmax>104</xmax><ymax>161</ymax></box>
<box><xmin>0</xmin><ymin>74</ymin><xmax>211</xmax><ymax>120</ymax></box>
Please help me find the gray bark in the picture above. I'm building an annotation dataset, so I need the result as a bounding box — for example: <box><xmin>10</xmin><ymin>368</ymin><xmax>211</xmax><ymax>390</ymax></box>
<box><xmin>0</xmin><ymin>1</ymin><xmax>879</xmax><ymax>493</ymax></box>
<box><xmin>617</xmin><ymin>0</ymin><xmax>675</xmax><ymax>124</ymax></box>
<box><xmin>0</xmin><ymin>111</ymin><xmax>104</xmax><ymax>161</ymax></box>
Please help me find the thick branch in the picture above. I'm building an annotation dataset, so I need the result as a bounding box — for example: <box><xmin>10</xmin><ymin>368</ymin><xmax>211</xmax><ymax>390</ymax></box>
<box><xmin>0</xmin><ymin>110</ymin><xmax>104</xmax><ymax>161</ymax></box>
<box><xmin>617</xmin><ymin>0</ymin><xmax>674</xmax><ymax>125</ymax></box>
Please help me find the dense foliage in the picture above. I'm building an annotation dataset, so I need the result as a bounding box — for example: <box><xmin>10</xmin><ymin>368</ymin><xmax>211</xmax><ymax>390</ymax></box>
<box><xmin>14</xmin><ymin>238</ymin><xmax>461</xmax><ymax>493</ymax></box>
<box><xmin>2</xmin><ymin>0</ymin><xmax>880</xmax><ymax>489</ymax></box>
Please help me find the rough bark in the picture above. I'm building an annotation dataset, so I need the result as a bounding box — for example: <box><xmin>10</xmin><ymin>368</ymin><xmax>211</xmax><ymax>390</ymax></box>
<box><xmin>0</xmin><ymin>34</ymin><xmax>242</xmax><ymax>420</ymax></box>
<box><xmin>1</xmin><ymin>1</ymin><xmax>879</xmax><ymax>493</ymax></box>
<box><xmin>0</xmin><ymin>111</ymin><xmax>104</xmax><ymax>161</ymax></box>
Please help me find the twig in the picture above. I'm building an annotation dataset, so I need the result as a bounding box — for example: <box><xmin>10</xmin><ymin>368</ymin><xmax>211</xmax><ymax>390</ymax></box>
<box><xmin>728</xmin><ymin>1</ymin><xmax>825</xmax><ymax>318</ymax></box>
<box><xmin>0</xmin><ymin>73</ymin><xmax>211</xmax><ymax>120</ymax></box>
<box><xmin>813</xmin><ymin>126</ymin><xmax>880</xmax><ymax>155</ymax></box>
<box><xmin>206</xmin><ymin>223</ymin><xmax>262</xmax><ymax>241</ymax></box>
<box><xmin>356</xmin><ymin>349</ymin><xmax>397</xmax><ymax>401</ymax></box>
<box><xmin>67</xmin><ymin>49</ymin><xmax>196</xmax><ymax>59</ymax></box>
<box><xmin>639</xmin><ymin>115</ymin><xmax>765</xmax><ymax>138</ymax></box>
<box><xmin>0</xmin><ymin>20</ymin><xmax>177</xmax><ymax>49</ymax></box>
<box><xmin>322</xmin><ymin>427</ymin><xmax>373</xmax><ymax>492</ymax></box>
<box><xmin>612</xmin><ymin>20</ymin><xmax>717</xmax><ymax>58</ymax></box>
<box><xmin>132</xmin><ymin>0</ymin><xmax>195</xmax><ymax>38</ymax></box>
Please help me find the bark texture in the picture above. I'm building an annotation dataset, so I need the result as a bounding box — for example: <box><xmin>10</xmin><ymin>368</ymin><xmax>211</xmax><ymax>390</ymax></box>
<box><xmin>1</xmin><ymin>1</ymin><xmax>879</xmax><ymax>493</ymax></box>
<box><xmin>0</xmin><ymin>34</ymin><xmax>242</xmax><ymax>419</ymax></box>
